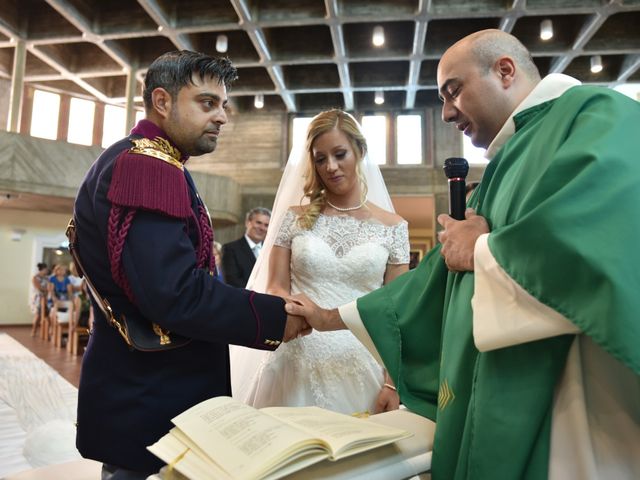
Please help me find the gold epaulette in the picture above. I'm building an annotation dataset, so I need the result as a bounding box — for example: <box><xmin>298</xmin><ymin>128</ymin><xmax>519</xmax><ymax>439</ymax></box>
<box><xmin>129</xmin><ymin>137</ymin><xmax>184</xmax><ymax>170</ymax></box>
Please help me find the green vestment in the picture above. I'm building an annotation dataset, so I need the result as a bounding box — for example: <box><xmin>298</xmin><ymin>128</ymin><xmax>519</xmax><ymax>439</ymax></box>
<box><xmin>357</xmin><ymin>84</ymin><xmax>640</xmax><ymax>479</ymax></box>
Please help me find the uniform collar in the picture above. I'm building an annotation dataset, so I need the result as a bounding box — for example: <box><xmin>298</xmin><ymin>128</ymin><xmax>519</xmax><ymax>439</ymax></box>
<box><xmin>130</xmin><ymin>119</ymin><xmax>189</xmax><ymax>163</ymax></box>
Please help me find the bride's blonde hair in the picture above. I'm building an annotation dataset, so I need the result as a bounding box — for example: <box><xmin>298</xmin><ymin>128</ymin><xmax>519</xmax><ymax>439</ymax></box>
<box><xmin>298</xmin><ymin>109</ymin><xmax>369</xmax><ymax>229</ymax></box>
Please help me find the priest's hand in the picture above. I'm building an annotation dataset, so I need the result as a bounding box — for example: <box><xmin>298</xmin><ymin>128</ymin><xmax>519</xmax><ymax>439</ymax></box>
<box><xmin>437</xmin><ymin>208</ymin><xmax>490</xmax><ymax>272</ymax></box>
<box><xmin>285</xmin><ymin>293</ymin><xmax>347</xmax><ymax>332</ymax></box>
<box><xmin>283</xmin><ymin>305</ymin><xmax>312</xmax><ymax>342</ymax></box>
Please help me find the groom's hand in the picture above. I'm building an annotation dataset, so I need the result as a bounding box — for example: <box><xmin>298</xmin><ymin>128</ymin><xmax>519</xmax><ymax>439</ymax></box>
<box><xmin>285</xmin><ymin>293</ymin><xmax>347</xmax><ymax>331</ymax></box>
<box><xmin>282</xmin><ymin>310</ymin><xmax>311</xmax><ymax>343</ymax></box>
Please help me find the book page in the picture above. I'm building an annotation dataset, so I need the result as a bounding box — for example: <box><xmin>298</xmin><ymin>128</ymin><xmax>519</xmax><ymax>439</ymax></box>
<box><xmin>147</xmin><ymin>429</ymin><xmax>233</xmax><ymax>480</ymax></box>
<box><xmin>261</xmin><ymin>406</ymin><xmax>411</xmax><ymax>459</ymax></box>
<box><xmin>170</xmin><ymin>396</ymin><xmax>329</xmax><ymax>479</ymax></box>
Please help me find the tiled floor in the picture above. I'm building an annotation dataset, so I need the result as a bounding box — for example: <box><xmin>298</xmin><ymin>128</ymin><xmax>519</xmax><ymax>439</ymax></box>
<box><xmin>0</xmin><ymin>325</ymin><xmax>82</xmax><ymax>388</ymax></box>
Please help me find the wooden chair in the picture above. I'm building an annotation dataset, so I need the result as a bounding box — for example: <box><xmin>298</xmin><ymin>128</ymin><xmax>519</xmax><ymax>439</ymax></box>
<box><xmin>52</xmin><ymin>303</ymin><xmax>72</xmax><ymax>349</ymax></box>
<box><xmin>69</xmin><ymin>325</ymin><xmax>90</xmax><ymax>355</ymax></box>
<box><xmin>68</xmin><ymin>305</ymin><xmax>91</xmax><ymax>356</ymax></box>
<box><xmin>39</xmin><ymin>296</ymin><xmax>50</xmax><ymax>341</ymax></box>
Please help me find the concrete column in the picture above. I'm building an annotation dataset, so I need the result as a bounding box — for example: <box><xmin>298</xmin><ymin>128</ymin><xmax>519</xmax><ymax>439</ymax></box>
<box><xmin>7</xmin><ymin>39</ymin><xmax>26</xmax><ymax>133</ymax></box>
<box><xmin>124</xmin><ymin>68</ymin><xmax>137</xmax><ymax>133</ymax></box>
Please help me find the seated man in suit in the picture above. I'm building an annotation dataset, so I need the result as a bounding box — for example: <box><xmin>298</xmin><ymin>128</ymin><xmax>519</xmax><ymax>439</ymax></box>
<box><xmin>222</xmin><ymin>207</ymin><xmax>270</xmax><ymax>287</ymax></box>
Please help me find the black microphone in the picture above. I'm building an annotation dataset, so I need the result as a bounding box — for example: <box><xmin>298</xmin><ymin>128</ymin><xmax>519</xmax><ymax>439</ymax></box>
<box><xmin>443</xmin><ymin>157</ymin><xmax>469</xmax><ymax>220</ymax></box>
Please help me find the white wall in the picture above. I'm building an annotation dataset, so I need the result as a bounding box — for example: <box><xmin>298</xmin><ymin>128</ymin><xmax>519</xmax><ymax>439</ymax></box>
<box><xmin>0</xmin><ymin>208</ymin><xmax>71</xmax><ymax>325</ymax></box>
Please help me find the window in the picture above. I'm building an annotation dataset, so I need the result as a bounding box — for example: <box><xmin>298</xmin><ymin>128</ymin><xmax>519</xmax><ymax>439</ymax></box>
<box><xmin>396</xmin><ymin>115</ymin><xmax>422</xmax><ymax>165</ymax></box>
<box><xmin>290</xmin><ymin>112</ymin><xmax>425</xmax><ymax>165</ymax></box>
<box><xmin>361</xmin><ymin>115</ymin><xmax>387</xmax><ymax>165</ymax></box>
<box><xmin>462</xmin><ymin>134</ymin><xmax>488</xmax><ymax>164</ymax></box>
<box><xmin>135</xmin><ymin>109</ymin><xmax>145</xmax><ymax>124</ymax></box>
<box><xmin>613</xmin><ymin>83</ymin><xmax>640</xmax><ymax>102</ymax></box>
<box><xmin>291</xmin><ymin>116</ymin><xmax>313</xmax><ymax>149</ymax></box>
<box><xmin>30</xmin><ymin>90</ymin><xmax>60</xmax><ymax>140</ymax></box>
<box><xmin>67</xmin><ymin>97</ymin><xmax>95</xmax><ymax>146</ymax></box>
<box><xmin>102</xmin><ymin>104</ymin><xmax>126</xmax><ymax>148</ymax></box>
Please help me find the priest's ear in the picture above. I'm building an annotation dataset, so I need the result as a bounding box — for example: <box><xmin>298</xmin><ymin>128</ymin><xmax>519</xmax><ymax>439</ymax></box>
<box><xmin>150</xmin><ymin>87</ymin><xmax>173</xmax><ymax>119</ymax></box>
<box><xmin>494</xmin><ymin>56</ymin><xmax>516</xmax><ymax>88</ymax></box>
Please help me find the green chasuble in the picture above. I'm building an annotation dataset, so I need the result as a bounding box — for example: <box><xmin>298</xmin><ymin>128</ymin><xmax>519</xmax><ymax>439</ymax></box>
<box><xmin>358</xmin><ymin>84</ymin><xmax>640</xmax><ymax>479</ymax></box>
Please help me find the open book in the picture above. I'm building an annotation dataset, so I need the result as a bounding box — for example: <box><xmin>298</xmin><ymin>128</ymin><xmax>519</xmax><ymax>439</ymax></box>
<box><xmin>147</xmin><ymin>396</ymin><xmax>412</xmax><ymax>480</ymax></box>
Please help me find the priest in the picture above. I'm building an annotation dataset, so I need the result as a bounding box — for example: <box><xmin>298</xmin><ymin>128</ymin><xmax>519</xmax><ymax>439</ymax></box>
<box><xmin>287</xmin><ymin>29</ymin><xmax>640</xmax><ymax>479</ymax></box>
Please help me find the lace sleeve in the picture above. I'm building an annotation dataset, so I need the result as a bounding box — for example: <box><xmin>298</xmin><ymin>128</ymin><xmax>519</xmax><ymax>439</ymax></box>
<box><xmin>388</xmin><ymin>221</ymin><xmax>410</xmax><ymax>264</ymax></box>
<box><xmin>274</xmin><ymin>209</ymin><xmax>298</xmax><ymax>249</ymax></box>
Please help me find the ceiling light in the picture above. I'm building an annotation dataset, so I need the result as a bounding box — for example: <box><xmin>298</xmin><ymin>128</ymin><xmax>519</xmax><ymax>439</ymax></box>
<box><xmin>157</xmin><ymin>25</ymin><xmax>164</xmax><ymax>32</ymax></box>
<box><xmin>372</xmin><ymin>26</ymin><xmax>385</xmax><ymax>47</ymax></box>
<box><xmin>216</xmin><ymin>34</ymin><xmax>228</xmax><ymax>53</ymax></box>
<box><xmin>540</xmin><ymin>19</ymin><xmax>553</xmax><ymax>41</ymax></box>
<box><xmin>374</xmin><ymin>90</ymin><xmax>385</xmax><ymax>105</ymax></box>
<box><xmin>254</xmin><ymin>94</ymin><xmax>264</xmax><ymax>109</ymax></box>
<box><xmin>590</xmin><ymin>55</ymin><xmax>603</xmax><ymax>73</ymax></box>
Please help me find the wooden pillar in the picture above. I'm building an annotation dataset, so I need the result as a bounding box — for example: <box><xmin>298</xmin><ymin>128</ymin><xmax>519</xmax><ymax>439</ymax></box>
<box><xmin>57</xmin><ymin>94</ymin><xmax>70</xmax><ymax>141</ymax></box>
<box><xmin>92</xmin><ymin>102</ymin><xmax>105</xmax><ymax>146</ymax></box>
<box><xmin>19</xmin><ymin>85</ymin><xmax>34</xmax><ymax>134</ymax></box>
<box><xmin>387</xmin><ymin>113</ymin><xmax>396</xmax><ymax>166</ymax></box>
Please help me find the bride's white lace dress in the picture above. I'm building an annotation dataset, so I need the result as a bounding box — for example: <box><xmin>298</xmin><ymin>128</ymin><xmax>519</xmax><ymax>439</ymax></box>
<box><xmin>243</xmin><ymin>209</ymin><xmax>409</xmax><ymax>415</ymax></box>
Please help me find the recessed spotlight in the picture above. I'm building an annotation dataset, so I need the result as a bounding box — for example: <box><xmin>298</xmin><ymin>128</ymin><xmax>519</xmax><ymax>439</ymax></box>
<box><xmin>590</xmin><ymin>55</ymin><xmax>603</xmax><ymax>73</ymax></box>
<box><xmin>372</xmin><ymin>26</ymin><xmax>385</xmax><ymax>47</ymax></box>
<box><xmin>216</xmin><ymin>34</ymin><xmax>228</xmax><ymax>53</ymax></box>
<box><xmin>374</xmin><ymin>90</ymin><xmax>385</xmax><ymax>105</ymax></box>
<box><xmin>540</xmin><ymin>19</ymin><xmax>553</xmax><ymax>41</ymax></box>
<box><xmin>254</xmin><ymin>94</ymin><xmax>264</xmax><ymax>109</ymax></box>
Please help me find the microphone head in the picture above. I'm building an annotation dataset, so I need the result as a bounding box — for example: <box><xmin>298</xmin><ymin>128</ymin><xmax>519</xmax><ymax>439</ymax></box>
<box><xmin>443</xmin><ymin>157</ymin><xmax>469</xmax><ymax>179</ymax></box>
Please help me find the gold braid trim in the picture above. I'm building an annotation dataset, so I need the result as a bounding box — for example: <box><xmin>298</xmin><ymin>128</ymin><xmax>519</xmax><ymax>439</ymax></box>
<box><xmin>129</xmin><ymin>137</ymin><xmax>184</xmax><ymax>170</ymax></box>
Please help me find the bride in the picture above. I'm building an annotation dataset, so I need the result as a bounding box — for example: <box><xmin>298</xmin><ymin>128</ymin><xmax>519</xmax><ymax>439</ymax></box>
<box><xmin>230</xmin><ymin>109</ymin><xmax>409</xmax><ymax>415</ymax></box>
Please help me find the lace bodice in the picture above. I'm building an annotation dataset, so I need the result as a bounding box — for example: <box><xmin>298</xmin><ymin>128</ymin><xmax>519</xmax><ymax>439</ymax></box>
<box><xmin>243</xmin><ymin>208</ymin><xmax>409</xmax><ymax>414</ymax></box>
<box><xmin>275</xmin><ymin>209</ymin><xmax>409</xmax><ymax>308</ymax></box>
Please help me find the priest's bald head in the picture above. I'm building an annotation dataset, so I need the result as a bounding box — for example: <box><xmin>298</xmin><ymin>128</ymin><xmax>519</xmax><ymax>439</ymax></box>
<box><xmin>437</xmin><ymin>29</ymin><xmax>541</xmax><ymax>149</ymax></box>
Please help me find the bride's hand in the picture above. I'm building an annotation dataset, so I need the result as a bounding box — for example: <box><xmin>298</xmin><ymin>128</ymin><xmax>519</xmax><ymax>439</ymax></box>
<box><xmin>285</xmin><ymin>293</ymin><xmax>346</xmax><ymax>331</ymax></box>
<box><xmin>374</xmin><ymin>384</ymin><xmax>400</xmax><ymax>414</ymax></box>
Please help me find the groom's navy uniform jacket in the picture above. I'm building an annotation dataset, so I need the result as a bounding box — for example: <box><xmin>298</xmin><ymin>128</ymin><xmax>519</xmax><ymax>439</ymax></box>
<box><xmin>73</xmin><ymin>120</ymin><xmax>287</xmax><ymax>473</ymax></box>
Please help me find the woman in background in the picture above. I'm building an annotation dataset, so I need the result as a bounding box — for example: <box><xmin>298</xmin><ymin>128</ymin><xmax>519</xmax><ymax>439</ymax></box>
<box><xmin>231</xmin><ymin>109</ymin><xmax>409</xmax><ymax>415</ymax></box>
<box><xmin>30</xmin><ymin>263</ymin><xmax>49</xmax><ymax>336</ymax></box>
<box><xmin>47</xmin><ymin>264</ymin><xmax>72</xmax><ymax>339</ymax></box>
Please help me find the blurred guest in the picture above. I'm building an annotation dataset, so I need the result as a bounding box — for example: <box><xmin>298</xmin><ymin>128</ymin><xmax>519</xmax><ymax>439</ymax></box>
<box><xmin>47</xmin><ymin>264</ymin><xmax>72</xmax><ymax>342</ymax></box>
<box><xmin>30</xmin><ymin>262</ymin><xmax>49</xmax><ymax>336</ymax></box>
<box><xmin>222</xmin><ymin>207</ymin><xmax>270</xmax><ymax>287</ymax></box>
<box><xmin>213</xmin><ymin>241</ymin><xmax>224</xmax><ymax>282</ymax></box>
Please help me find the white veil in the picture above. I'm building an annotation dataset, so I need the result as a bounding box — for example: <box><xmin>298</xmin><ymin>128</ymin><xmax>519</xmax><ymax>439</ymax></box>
<box><xmin>230</xmin><ymin>111</ymin><xmax>395</xmax><ymax>402</ymax></box>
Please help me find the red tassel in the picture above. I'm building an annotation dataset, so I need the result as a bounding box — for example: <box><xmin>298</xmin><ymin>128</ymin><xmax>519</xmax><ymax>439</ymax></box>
<box><xmin>107</xmin><ymin>151</ymin><xmax>192</xmax><ymax>219</ymax></box>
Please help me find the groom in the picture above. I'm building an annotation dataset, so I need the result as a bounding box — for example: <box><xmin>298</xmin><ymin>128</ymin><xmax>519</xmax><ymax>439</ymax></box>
<box><xmin>287</xmin><ymin>30</ymin><xmax>640</xmax><ymax>478</ymax></box>
<box><xmin>73</xmin><ymin>50</ymin><xmax>309</xmax><ymax>479</ymax></box>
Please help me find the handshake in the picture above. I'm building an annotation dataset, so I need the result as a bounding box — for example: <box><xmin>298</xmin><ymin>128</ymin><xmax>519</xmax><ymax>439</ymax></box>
<box><xmin>281</xmin><ymin>293</ymin><xmax>346</xmax><ymax>342</ymax></box>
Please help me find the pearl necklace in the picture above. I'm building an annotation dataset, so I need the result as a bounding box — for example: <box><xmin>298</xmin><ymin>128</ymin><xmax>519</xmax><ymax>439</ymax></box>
<box><xmin>326</xmin><ymin>197</ymin><xmax>367</xmax><ymax>212</ymax></box>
